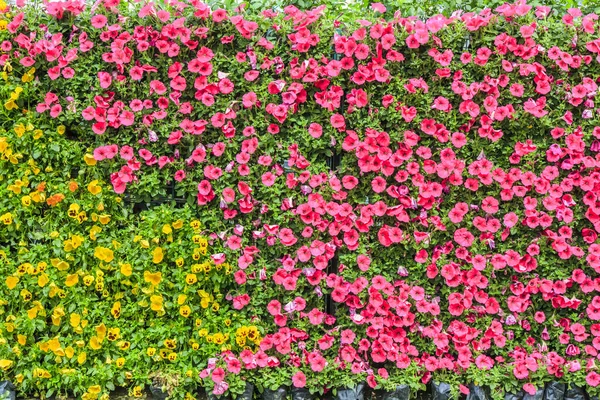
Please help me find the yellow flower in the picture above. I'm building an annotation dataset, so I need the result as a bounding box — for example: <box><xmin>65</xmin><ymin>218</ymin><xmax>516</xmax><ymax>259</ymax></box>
<box><xmin>120</xmin><ymin>263</ymin><xmax>132</xmax><ymax>276</ymax></box>
<box><xmin>107</xmin><ymin>328</ymin><xmax>120</xmax><ymax>341</ymax></box>
<box><xmin>89</xmin><ymin>225</ymin><xmax>102</xmax><ymax>240</ymax></box>
<box><xmin>5</xmin><ymin>276</ymin><xmax>18</xmax><ymax>290</ymax></box>
<box><xmin>83</xmin><ymin>275</ymin><xmax>94</xmax><ymax>286</ymax></box>
<box><xmin>150</xmin><ymin>295</ymin><xmax>163</xmax><ymax>312</ymax></box>
<box><xmin>51</xmin><ymin>258</ymin><xmax>70</xmax><ymax>271</ymax></box>
<box><xmin>68</xmin><ymin>203</ymin><xmax>80</xmax><ymax>218</ymax></box>
<box><xmin>21</xmin><ymin>195</ymin><xmax>31</xmax><ymax>207</ymax></box>
<box><xmin>115</xmin><ymin>357</ymin><xmax>125</xmax><ymax>368</ymax></box>
<box><xmin>152</xmin><ymin>247</ymin><xmax>164</xmax><ymax>263</ymax></box>
<box><xmin>70</xmin><ymin>313</ymin><xmax>81</xmax><ymax>328</ymax></box>
<box><xmin>14</xmin><ymin>124</ymin><xmax>25</xmax><ymax>137</ymax></box>
<box><xmin>57</xmin><ymin>125</ymin><xmax>66</xmax><ymax>135</ymax></box>
<box><xmin>132</xmin><ymin>386</ymin><xmax>143</xmax><ymax>397</ymax></box>
<box><xmin>144</xmin><ymin>271</ymin><xmax>162</xmax><ymax>286</ymax></box>
<box><xmin>179</xmin><ymin>305</ymin><xmax>191</xmax><ymax>318</ymax></box>
<box><xmin>94</xmin><ymin>246</ymin><xmax>114</xmax><ymax>263</ymax></box>
<box><xmin>213</xmin><ymin>333</ymin><xmax>225</xmax><ymax>345</ymax></box>
<box><xmin>0</xmin><ymin>359</ymin><xmax>13</xmax><ymax>371</ymax></box>
<box><xmin>84</xmin><ymin>154</ymin><xmax>97</xmax><ymax>166</ymax></box>
<box><xmin>65</xmin><ymin>274</ymin><xmax>79</xmax><ymax>287</ymax></box>
<box><xmin>38</xmin><ymin>273</ymin><xmax>49</xmax><ymax>287</ymax></box>
<box><xmin>64</xmin><ymin>234</ymin><xmax>84</xmax><ymax>252</ymax></box>
<box><xmin>1</xmin><ymin>212</ymin><xmax>12</xmax><ymax>225</ymax></box>
<box><xmin>88</xmin><ymin>180</ymin><xmax>102</xmax><ymax>195</ymax></box>
<box><xmin>173</xmin><ymin>219</ymin><xmax>183</xmax><ymax>229</ymax></box>
<box><xmin>185</xmin><ymin>274</ymin><xmax>197</xmax><ymax>285</ymax></box>
<box><xmin>111</xmin><ymin>302</ymin><xmax>121</xmax><ymax>318</ymax></box>
<box><xmin>162</xmin><ymin>224</ymin><xmax>172</xmax><ymax>234</ymax></box>
<box><xmin>4</xmin><ymin>99</ymin><xmax>18</xmax><ymax>110</ymax></box>
<box><xmin>201</xmin><ymin>297</ymin><xmax>210</xmax><ymax>309</ymax></box>
<box><xmin>146</xmin><ymin>347</ymin><xmax>156</xmax><ymax>356</ymax></box>
<box><xmin>77</xmin><ymin>211</ymin><xmax>87</xmax><ymax>224</ymax></box>
<box><xmin>190</xmin><ymin>220</ymin><xmax>201</xmax><ymax>230</ymax></box>
<box><xmin>89</xmin><ymin>336</ymin><xmax>102</xmax><ymax>350</ymax></box>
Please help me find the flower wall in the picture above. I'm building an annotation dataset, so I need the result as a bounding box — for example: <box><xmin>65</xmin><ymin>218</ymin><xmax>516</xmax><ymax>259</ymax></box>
<box><xmin>2</xmin><ymin>0</ymin><xmax>600</xmax><ymax>399</ymax></box>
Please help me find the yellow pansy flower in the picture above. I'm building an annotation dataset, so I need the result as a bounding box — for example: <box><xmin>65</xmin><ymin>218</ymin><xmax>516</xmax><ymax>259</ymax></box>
<box><xmin>152</xmin><ymin>247</ymin><xmax>164</xmax><ymax>263</ymax></box>
<box><xmin>179</xmin><ymin>305</ymin><xmax>191</xmax><ymax>318</ymax></box>
<box><xmin>88</xmin><ymin>180</ymin><xmax>102</xmax><ymax>195</ymax></box>
<box><xmin>89</xmin><ymin>225</ymin><xmax>102</xmax><ymax>241</ymax></box>
<box><xmin>144</xmin><ymin>271</ymin><xmax>161</xmax><ymax>286</ymax></box>
<box><xmin>1</xmin><ymin>212</ymin><xmax>12</xmax><ymax>225</ymax></box>
<box><xmin>65</xmin><ymin>274</ymin><xmax>79</xmax><ymax>287</ymax></box>
<box><xmin>6</xmin><ymin>276</ymin><xmax>18</xmax><ymax>290</ymax></box>
<box><xmin>0</xmin><ymin>359</ymin><xmax>13</xmax><ymax>371</ymax></box>
<box><xmin>120</xmin><ymin>263</ymin><xmax>132</xmax><ymax>276</ymax></box>
<box><xmin>94</xmin><ymin>246</ymin><xmax>114</xmax><ymax>263</ymax></box>
<box><xmin>84</xmin><ymin>154</ymin><xmax>97</xmax><ymax>166</ymax></box>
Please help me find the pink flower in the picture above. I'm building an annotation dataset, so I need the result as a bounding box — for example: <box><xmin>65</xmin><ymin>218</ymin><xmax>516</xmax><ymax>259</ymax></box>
<box><xmin>174</xmin><ymin>170</ymin><xmax>186</xmax><ymax>182</ymax></box>
<box><xmin>371</xmin><ymin>2</ymin><xmax>386</xmax><ymax>13</ymax></box>
<box><xmin>211</xmin><ymin>368</ymin><xmax>225</xmax><ymax>383</ymax></box>
<box><xmin>523</xmin><ymin>384</ymin><xmax>536</xmax><ymax>396</ymax></box>
<box><xmin>406</xmin><ymin>34</ymin><xmax>420</xmax><ymax>48</ymax></box>
<box><xmin>587</xmin><ymin>371</ymin><xmax>600</xmax><ymax>387</ymax></box>
<box><xmin>91</xmin><ymin>14</ymin><xmax>107</xmax><ymax>29</ymax></box>
<box><xmin>292</xmin><ymin>371</ymin><xmax>306</xmax><ymax>388</ymax></box>
<box><xmin>330</xmin><ymin>114</ymin><xmax>345</xmax><ymax>130</ymax></box>
<box><xmin>357</xmin><ymin>254</ymin><xmax>371</xmax><ymax>272</ymax></box>
<box><xmin>308</xmin><ymin>123</ymin><xmax>322</xmax><ymax>138</ymax></box>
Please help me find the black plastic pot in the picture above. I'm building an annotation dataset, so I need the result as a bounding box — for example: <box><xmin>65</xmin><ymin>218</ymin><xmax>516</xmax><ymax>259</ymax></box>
<box><xmin>235</xmin><ymin>382</ymin><xmax>254</xmax><ymax>400</ymax></box>
<box><xmin>544</xmin><ymin>382</ymin><xmax>565</xmax><ymax>400</ymax></box>
<box><xmin>336</xmin><ymin>382</ymin><xmax>366</xmax><ymax>400</ymax></box>
<box><xmin>0</xmin><ymin>381</ymin><xmax>16</xmax><ymax>400</ymax></box>
<box><xmin>374</xmin><ymin>384</ymin><xmax>410</xmax><ymax>400</ymax></box>
<box><xmin>149</xmin><ymin>384</ymin><xmax>169</xmax><ymax>400</ymax></box>
<box><xmin>505</xmin><ymin>392</ymin><xmax>524</xmax><ymax>400</ymax></box>
<box><xmin>466</xmin><ymin>385</ymin><xmax>490</xmax><ymax>400</ymax></box>
<box><xmin>564</xmin><ymin>384</ymin><xmax>586</xmax><ymax>400</ymax></box>
<box><xmin>263</xmin><ymin>386</ymin><xmax>288</xmax><ymax>400</ymax></box>
<box><xmin>208</xmin><ymin>393</ymin><xmax>231</xmax><ymax>400</ymax></box>
<box><xmin>292</xmin><ymin>387</ymin><xmax>313</xmax><ymax>400</ymax></box>
<box><xmin>431</xmin><ymin>382</ymin><xmax>451</xmax><ymax>400</ymax></box>
<box><xmin>523</xmin><ymin>387</ymin><xmax>545</xmax><ymax>400</ymax></box>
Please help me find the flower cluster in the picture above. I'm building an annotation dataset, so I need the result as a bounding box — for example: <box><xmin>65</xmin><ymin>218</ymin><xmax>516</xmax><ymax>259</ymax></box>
<box><xmin>2</xmin><ymin>0</ymin><xmax>600</xmax><ymax>399</ymax></box>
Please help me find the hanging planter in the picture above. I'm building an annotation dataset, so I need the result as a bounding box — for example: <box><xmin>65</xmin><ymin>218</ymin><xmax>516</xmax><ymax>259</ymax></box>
<box><xmin>431</xmin><ymin>382</ymin><xmax>451</xmax><ymax>400</ymax></box>
<box><xmin>149</xmin><ymin>384</ymin><xmax>169</xmax><ymax>400</ymax></box>
<box><xmin>336</xmin><ymin>382</ymin><xmax>366</xmax><ymax>400</ymax></box>
<box><xmin>0</xmin><ymin>381</ymin><xmax>16</xmax><ymax>400</ymax></box>
<box><xmin>374</xmin><ymin>384</ymin><xmax>410</xmax><ymax>400</ymax></box>
<box><xmin>235</xmin><ymin>382</ymin><xmax>254</xmax><ymax>400</ymax></box>
<box><xmin>524</xmin><ymin>387</ymin><xmax>545</xmax><ymax>400</ymax></box>
<box><xmin>207</xmin><ymin>393</ymin><xmax>231</xmax><ymax>400</ymax></box>
<box><xmin>291</xmin><ymin>387</ymin><xmax>313</xmax><ymax>400</ymax></box>
<box><xmin>505</xmin><ymin>391</ymin><xmax>524</xmax><ymax>400</ymax></box>
<box><xmin>466</xmin><ymin>385</ymin><xmax>490</xmax><ymax>400</ymax></box>
<box><xmin>544</xmin><ymin>382</ymin><xmax>565</xmax><ymax>400</ymax></box>
<box><xmin>564</xmin><ymin>384</ymin><xmax>586</xmax><ymax>400</ymax></box>
<box><xmin>263</xmin><ymin>386</ymin><xmax>288</xmax><ymax>400</ymax></box>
